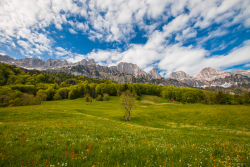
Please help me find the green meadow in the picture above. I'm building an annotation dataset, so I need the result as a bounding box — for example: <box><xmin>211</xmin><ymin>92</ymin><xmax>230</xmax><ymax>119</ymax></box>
<box><xmin>0</xmin><ymin>95</ymin><xmax>249</xmax><ymax>166</ymax></box>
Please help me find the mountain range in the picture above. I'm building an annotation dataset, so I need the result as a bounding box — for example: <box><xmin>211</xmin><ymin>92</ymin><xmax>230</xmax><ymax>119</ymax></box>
<box><xmin>169</xmin><ymin>67</ymin><xmax>250</xmax><ymax>88</ymax></box>
<box><xmin>1</xmin><ymin>54</ymin><xmax>249</xmax><ymax>89</ymax></box>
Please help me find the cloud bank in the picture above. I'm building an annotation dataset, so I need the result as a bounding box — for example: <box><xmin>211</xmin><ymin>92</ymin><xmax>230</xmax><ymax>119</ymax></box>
<box><xmin>0</xmin><ymin>0</ymin><xmax>250</xmax><ymax>77</ymax></box>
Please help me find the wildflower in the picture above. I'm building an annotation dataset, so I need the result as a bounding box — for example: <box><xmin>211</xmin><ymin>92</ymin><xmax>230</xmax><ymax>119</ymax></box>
<box><xmin>71</xmin><ymin>150</ymin><xmax>74</xmax><ymax>159</ymax></box>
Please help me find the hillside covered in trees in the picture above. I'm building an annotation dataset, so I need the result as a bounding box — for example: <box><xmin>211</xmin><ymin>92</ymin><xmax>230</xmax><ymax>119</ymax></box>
<box><xmin>0</xmin><ymin>62</ymin><xmax>249</xmax><ymax>107</ymax></box>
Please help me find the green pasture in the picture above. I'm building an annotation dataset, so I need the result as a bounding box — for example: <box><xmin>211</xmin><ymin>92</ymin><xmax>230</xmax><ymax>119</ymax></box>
<box><xmin>0</xmin><ymin>95</ymin><xmax>249</xmax><ymax>166</ymax></box>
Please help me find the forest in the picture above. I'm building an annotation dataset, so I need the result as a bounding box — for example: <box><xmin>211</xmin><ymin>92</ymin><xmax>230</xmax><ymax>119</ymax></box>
<box><xmin>0</xmin><ymin>62</ymin><xmax>249</xmax><ymax>107</ymax></box>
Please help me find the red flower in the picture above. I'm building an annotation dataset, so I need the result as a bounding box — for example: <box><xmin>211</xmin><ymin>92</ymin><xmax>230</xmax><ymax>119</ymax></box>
<box><xmin>71</xmin><ymin>150</ymin><xmax>74</xmax><ymax>159</ymax></box>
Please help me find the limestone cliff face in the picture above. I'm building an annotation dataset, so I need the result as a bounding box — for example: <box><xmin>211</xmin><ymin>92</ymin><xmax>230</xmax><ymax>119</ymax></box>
<box><xmin>194</xmin><ymin>67</ymin><xmax>231</xmax><ymax>81</ymax></box>
<box><xmin>231</xmin><ymin>69</ymin><xmax>250</xmax><ymax>77</ymax></box>
<box><xmin>2</xmin><ymin>57</ymin><xmax>70</xmax><ymax>69</ymax></box>
<box><xmin>169</xmin><ymin>67</ymin><xmax>250</xmax><ymax>88</ymax></box>
<box><xmin>169</xmin><ymin>70</ymin><xmax>193</xmax><ymax>80</ymax></box>
<box><xmin>116</xmin><ymin>62</ymin><xmax>147</xmax><ymax>78</ymax></box>
<box><xmin>149</xmin><ymin>68</ymin><xmax>161</xmax><ymax>79</ymax></box>
<box><xmin>95</xmin><ymin>65</ymin><xmax>119</xmax><ymax>75</ymax></box>
<box><xmin>0</xmin><ymin>54</ymin><xmax>15</xmax><ymax>62</ymax></box>
<box><xmin>0</xmin><ymin>54</ymin><xmax>159</xmax><ymax>80</ymax></box>
<box><xmin>43</xmin><ymin>59</ymin><xmax>69</xmax><ymax>68</ymax></box>
<box><xmin>169</xmin><ymin>70</ymin><xmax>203</xmax><ymax>87</ymax></box>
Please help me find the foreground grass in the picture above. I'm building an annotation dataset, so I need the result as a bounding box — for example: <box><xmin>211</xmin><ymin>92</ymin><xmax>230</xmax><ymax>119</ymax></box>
<box><xmin>0</xmin><ymin>96</ymin><xmax>249</xmax><ymax>166</ymax></box>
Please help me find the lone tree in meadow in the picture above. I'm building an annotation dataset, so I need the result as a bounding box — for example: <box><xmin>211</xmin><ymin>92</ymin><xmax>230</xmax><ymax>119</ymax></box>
<box><xmin>120</xmin><ymin>90</ymin><xmax>135</xmax><ymax>122</ymax></box>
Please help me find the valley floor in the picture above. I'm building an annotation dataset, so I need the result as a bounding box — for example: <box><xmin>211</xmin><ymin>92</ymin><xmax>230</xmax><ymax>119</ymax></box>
<box><xmin>0</xmin><ymin>95</ymin><xmax>249</xmax><ymax>166</ymax></box>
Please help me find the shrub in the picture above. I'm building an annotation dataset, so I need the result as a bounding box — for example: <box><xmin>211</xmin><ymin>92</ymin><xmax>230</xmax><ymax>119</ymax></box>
<box><xmin>103</xmin><ymin>93</ymin><xmax>109</xmax><ymax>101</ymax></box>
<box><xmin>96</xmin><ymin>94</ymin><xmax>103</xmax><ymax>101</ymax></box>
<box><xmin>117</xmin><ymin>90</ymin><xmax>123</xmax><ymax>96</ymax></box>
<box><xmin>36</xmin><ymin>90</ymin><xmax>47</xmax><ymax>101</ymax></box>
<box><xmin>135</xmin><ymin>95</ymin><xmax>141</xmax><ymax>100</ymax></box>
<box><xmin>53</xmin><ymin>92</ymin><xmax>62</xmax><ymax>100</ymax></box>
<box><xmin>9</xmin><ymin>93</ymin><xmax>41</xmax><ymax>106</ymax></box>
<box><xmin>85</xmin><ymin>94</ymin><xmax>92</xmax><ymax>102</ymax></box>
<box><xmin>46</xmin><ymin>87</ymin><xmax>55</xmax><ymax>101</ymax></box>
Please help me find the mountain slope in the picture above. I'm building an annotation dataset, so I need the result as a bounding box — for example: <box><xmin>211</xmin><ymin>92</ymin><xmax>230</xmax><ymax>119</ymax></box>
<box><xmin>194</xmin><ymin>67</ymin><xmax>231</xmax><ymax>81</ymax></box>
<box><xmin>149</xmin><ymin>68</ymin><xmax>162</xmax><ymax>79</ymax></box>
<box><xmin>0</xmin><ymin>54</ymin><xmax>159</xmax><ymax>79</ymax></box>
<box><xmin>0</xmin><ymin>54</ymin><xmax>191</xmax><ymax>87</ymax></box>
<box><xmin>169</xmin><ymin>67</ymin><xmax>250</xmax><ymax>88</ymax></box>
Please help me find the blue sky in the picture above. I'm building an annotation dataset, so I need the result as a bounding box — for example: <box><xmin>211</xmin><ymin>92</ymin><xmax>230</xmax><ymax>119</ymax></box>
<box><xmin>0</xmin><ymin>0</ymin><xmax>250</xmax><ymax>77</ymax></box>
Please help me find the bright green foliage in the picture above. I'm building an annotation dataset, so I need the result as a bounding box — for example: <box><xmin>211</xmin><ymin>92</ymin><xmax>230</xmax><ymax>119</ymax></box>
<box><xmin>103</xmin><ymin>93</ymin><xmax>109</xmax><ymax>101</ymax></box>
<box><xmin>58</xmin><ymin>87</ymin><xmax>70</xmax><ymax>99</ymax></box>
<box><xmin>135</xmin><ymin>95</ymin><xmax>141</xmax><ymax>100</ymax></box>
<box><xmin>46</xmin><ymin>87</ymin><xmax>55</xmax><ymax>101</ymax></box>
<box><xmin>68</xmin><ymin>87</ymin><xmax>78</xmax><ymax>100</ymax></box>
<box><xmin>120</xmin><ymin>90</ymin><xmax>135</xmax><ymax>121</ymax></box>
<box><xmin>96</xmin><ymin>94</ymin><xmax>103</xmax><ymax>101</ymax></box>
<box><xmin>53</xmin><ymin>92</ymin><xmax>62</xmax><ymax>100</ymax></box>
<box><xmin>233</xmin><ymin>94</ymin><xmax>243</xmax><ymax>105</ymax></box>
<box><xmin>84</xmin><ymin>93</ymin><xmax>92</xmax><ymax>102</ymax></box>
<box><xmin>8</xmin><ymin>93</ymin><xmax>41</xmax><ymax>106</ymax></box>
<box><xmin>59</xmin><ymin>82</ymin><xmax>69</xmax><ymax>88</ymax></box>
<box><xmin>0</xmin><ymin>87</ymin><xmax>23</xmax><ymax>107</ymax></box>
<box><xmin>36</xmin><ymin>90</ymin><xmax>47</xmax><ymax>101</ymax></box>
<box><xmin>243</xmin><ymin>93</ymin><xmax>250</xmax><ymax>104</ymax></box>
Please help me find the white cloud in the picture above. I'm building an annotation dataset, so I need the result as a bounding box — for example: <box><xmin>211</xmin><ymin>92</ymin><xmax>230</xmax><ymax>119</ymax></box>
<box><xmin>17</xmin><ymin>40</ymin><xmax>32</xmax><ymax>51</ymax></box>
<box><xmin>0</xmin><ymin>0</ymin><xmax>250</xmax><ymax>77</ymax></box>
<box><xmin>0</xmin><ymin>52</ymin><xmax>7</xmax><ymax>56</ymax></box>
<box><xmin>158</xmin><ymin>40</ymin><xmax>250</xmax><ymax>77</ymax></box>
<box><xmin>65</xmin><ymin>37</ymin><xmax>250</xmax><ymax>78</ymax></box>
<box><xmin>75</xmin><ymin>22</ymin><xmax>89</xmax><ymax>32</ymax></box>
<box><xmin>69</xmin><ymin>28</ymin><xmax>78</xmax><ymax>34</ymax></box>
<box><xmin>211</xmin><ymin>39</ymin><xmax>237</xmax><ymax>52</ymax></box>
<box><xmin>175</xmin><ymin>27</ymin><xmax>197</xmax><ymax>42</ymax></box>
<box><xmin>1</xmin><ymin>0</ymin><xmax>249</xmax><ymax>45</ymax></box>
<box><xmin>0</xmin><ymin>0</ymin><xmax>83</xmax><ymax>55</ymax></box>
<box><xmin>197</xmin><ymin>28</ymin><xmax>229</xmax><ymax>45</ymax></box>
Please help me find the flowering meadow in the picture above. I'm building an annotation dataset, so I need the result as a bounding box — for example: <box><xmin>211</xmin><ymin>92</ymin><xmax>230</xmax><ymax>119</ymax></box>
<box><xmin>0</xmin><ymin>95</ymin><xmax>249</xmax><ymax>166</ymax></box>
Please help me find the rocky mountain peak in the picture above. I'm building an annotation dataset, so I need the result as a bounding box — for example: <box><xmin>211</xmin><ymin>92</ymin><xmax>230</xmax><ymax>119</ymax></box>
<box><xmin>149</xmin><ymin>68</ymin><xmax>161</xmax><ymax>79</ymax></box>
<box><xmin>77</xmin><ymin>59</ymin><xmax>95</xmax><ymax>66</ymax></box>
<box><xmin>231</xmin><ymin>69</ymin><xmax>250</xmax><ymax>77</ymax></box>
<box><xmin>169</xmin><ymin>70</ymin><xmax>193</xmax><ymax>80</ymax></box>
<box><xmin>194</xmin><ymin>67</ymin><xmax>230</xmax><ymax>81</ymax></box>
<box><xmin>87</xmin><ymin>59</ymin><xmax>95</xmax><ymax>66</ymax></box>
<box><xmin>0</xmin><ymin>54</ymin><xmax>15</xmax><ymax>62</ymax></box>
<box><xmin>116</xmin><ymin>62</ymin><xmax>147</xmax><ymax>78</ymax></box>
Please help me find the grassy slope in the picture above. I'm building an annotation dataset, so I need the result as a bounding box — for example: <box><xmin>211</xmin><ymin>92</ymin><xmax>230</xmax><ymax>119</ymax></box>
<box><xmin>0</xmin><ymin>95</ymin><xmax>249</xmax><ymax>166</ymax></box>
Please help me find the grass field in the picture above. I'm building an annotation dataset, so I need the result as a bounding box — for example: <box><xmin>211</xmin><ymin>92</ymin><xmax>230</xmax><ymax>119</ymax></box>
<box><xmin>0</xmin><ymin>95</ymin><xmax>249</xmax><ymax>166</ymax></box>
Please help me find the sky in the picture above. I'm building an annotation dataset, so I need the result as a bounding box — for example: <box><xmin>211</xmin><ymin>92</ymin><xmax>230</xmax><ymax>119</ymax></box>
<box><xmin>0</xmin><ymin>0</ymin><xmax>250</xmax><ymax>78</ymax></box>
